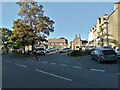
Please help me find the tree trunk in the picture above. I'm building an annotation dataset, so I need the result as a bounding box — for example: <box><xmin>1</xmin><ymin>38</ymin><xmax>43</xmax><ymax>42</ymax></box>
<box><xmin>23</xmin><ymin>46</ymin><xmax>25</xmax><ymax>54</ymax></box>
<box><xmin>32</xmin><ymin>40</ymin><xmax>34</xmax><ymax>55</ymax></box>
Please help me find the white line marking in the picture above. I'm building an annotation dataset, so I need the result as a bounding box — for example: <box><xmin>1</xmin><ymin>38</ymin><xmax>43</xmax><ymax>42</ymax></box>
<box><xmin>61</xmin><ymin>64</ymin><xmax>68</xmax><ymax>67</ymax></box>
<box><xmin>72</xmin><ymin>66</ymin><xmax>82</xmax><ymax>69</ymax></box>
<box><xmin>117</xmin><ymin>73</ymin><xmax>120</xmax><ymax>75</ymax></box>
<box><xmin>15</xmin><ymin>63</ymin><xmax>27</xmax><ymax>68</ymax></box>
<box><xmin>90</xmin><ymin>68</ymin><xmax>105</xmax><ymax>72</ymax></box>
<box><xmin>43</xmin><ymin>62</ymin><xmax>48</xmax><ymax>64</ymax></box>
<box><xmin>5</xmin><ymin>61</ymin><xmax>12</xmax><ymax>63</ymax></box>
<box><xmin>35</xmin><ymin>69</ymin><xmax>72</xmax><ymax>81</ymax></box>
<box><xmin>51</xmin><ymin>63</ymin><xmax>56</xmax><ymax>65</ymax></box>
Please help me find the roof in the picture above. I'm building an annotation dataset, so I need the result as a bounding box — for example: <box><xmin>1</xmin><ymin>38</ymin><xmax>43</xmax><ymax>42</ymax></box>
<box><xmin>48</xmin><ymin>38</ymin><xmax>66</xmax><ymax>43</ymax></box>
<box><xmin>82</xmin><ymin>40</ymin><xmax>88</xmax><ymax>44</ymax></box>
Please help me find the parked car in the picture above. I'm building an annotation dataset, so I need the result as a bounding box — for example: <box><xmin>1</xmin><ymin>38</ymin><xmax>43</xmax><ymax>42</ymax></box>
<box><xmin>115</xmin><ymin>47</ymin><xmax>120</xmax><ymax>58</ymax></box>
<box><xmin>59</xmin><ymin>48</ymin><xmax>71</xmax><ymax>53</ymax></box>
<box><xmin>91</xmin><ymin>48</ymin><xmax>117</xmax><ymax>63</ymax></box>
<box><xmin>96</xmin><ymin>46</ymin><xmax>113</xmax><ymax>50</ymax></box>
<box><xmin>46</xmin><ymin>48</ymin><xmax>57</xmax><ymax>53</ymax></box>
<box><xmin>36</xmin><ymin>48</ymin><xmax>46</xmax><ymax>56</ymax></box>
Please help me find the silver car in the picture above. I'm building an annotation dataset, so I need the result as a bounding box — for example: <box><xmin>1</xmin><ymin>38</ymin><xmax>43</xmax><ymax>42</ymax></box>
<box><xmin>115</xmin><ymin>47</ymin><xmax>120</xmax><ymax>58</ymax></box>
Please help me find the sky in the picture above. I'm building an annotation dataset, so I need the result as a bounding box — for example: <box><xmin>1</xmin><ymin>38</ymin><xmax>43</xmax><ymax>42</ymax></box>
<box><xmin>1</xmin><ymin>2</ymin><xmax>114</xmax><ymax>42</ymax></box>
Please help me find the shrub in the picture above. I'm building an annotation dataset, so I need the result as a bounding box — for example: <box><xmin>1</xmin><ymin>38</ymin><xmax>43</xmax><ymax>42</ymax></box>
<box><xmin>70</xmin><ymin>50</ymin><xmax>91</xmax><ymax>57</ymax></box>
<box><xmin>70</xmin><ymin>50</ymin><xmax>81</xmax><ymax>57</ymax></box>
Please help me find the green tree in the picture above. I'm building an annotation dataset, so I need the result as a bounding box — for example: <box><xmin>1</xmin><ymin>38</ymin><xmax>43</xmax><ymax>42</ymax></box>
<box><xmin>12</xmin><ymin>20</ymin><xmax>35</xmax><ymax>54</ymax></box>
<box><xmin>0</xmin><ymin>28</ymin><xmax>12</xmax><ymax>51</ymax></box>
<box><xmin>15</xmin><ymin>1</ymin><xmax>55</xmax><ymax>53</ymax></box>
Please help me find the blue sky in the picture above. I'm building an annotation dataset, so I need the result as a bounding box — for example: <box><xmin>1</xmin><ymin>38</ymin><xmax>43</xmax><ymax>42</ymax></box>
<box><xmin>2</xmin><ymin>2</ymin><xmax>114</xmax><ymax>42</ymax></box>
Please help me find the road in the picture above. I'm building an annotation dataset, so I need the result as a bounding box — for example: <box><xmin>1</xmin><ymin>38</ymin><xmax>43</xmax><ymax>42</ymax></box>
<box><xmin>2</xmin><ymin>53</ymin><xmax>119</xmax><ymax>88</ymax></box>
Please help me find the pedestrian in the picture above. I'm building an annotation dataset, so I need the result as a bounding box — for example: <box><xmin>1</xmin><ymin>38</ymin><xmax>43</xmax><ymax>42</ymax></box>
<box><xmin>35</xmin><ymin>48</ymin><xmax>40</xmax><ymax>61</ymax></box>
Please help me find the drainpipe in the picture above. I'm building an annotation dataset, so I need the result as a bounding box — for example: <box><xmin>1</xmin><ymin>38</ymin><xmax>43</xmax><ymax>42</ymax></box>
<box><xmin>106</xmin><ymin>21</ymin><xmax>109</xmax><ymax>46</ymax></box>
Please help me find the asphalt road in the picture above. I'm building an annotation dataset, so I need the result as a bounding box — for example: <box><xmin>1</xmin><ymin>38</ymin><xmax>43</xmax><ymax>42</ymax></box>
<box><xmin>2</xmin><ymin>53</ymin><xmax>119</xmax><ymax>88</ymax></box>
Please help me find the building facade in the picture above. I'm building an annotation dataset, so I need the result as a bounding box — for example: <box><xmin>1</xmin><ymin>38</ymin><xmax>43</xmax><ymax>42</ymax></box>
<box><xmin>87</xmin><ymin>2</ymin><xmax>120</xmax><ymax>48</ymax></box>
<box><xmin>48</xmin><ymin>38</ymin><xmax>67</xmax><ymax>49</ymax></box>
<box><xmin>71</xmin><ymin>34</ymin><xmax>82</xmax><ymax>50</ymax></box>
<box><xmin>107</xmin><ymin>2</ymin><xmax>120</xmax><ymax>47</ymax></box>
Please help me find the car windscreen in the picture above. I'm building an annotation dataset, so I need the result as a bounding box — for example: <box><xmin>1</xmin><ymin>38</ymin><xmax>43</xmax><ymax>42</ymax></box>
<box><xmin>37</xmin><ymin>48</ymin><xmax>44</xmax><ymax>50</ymax></box>
<box><xmin>102</xmin><ymin>50</ymin><xmax>116</xmax><ymax>55</ymax></box>
<box><xmin>117</xmin><ymin>48</ymin><xmax>120</xmax><ymax>51</ymax></box>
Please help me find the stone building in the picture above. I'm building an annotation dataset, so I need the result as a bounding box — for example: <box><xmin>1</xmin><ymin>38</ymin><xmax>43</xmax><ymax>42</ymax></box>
<box><xmin>87</xmin><ymin>2</ymin><xmax>120</xmax><ymax>48</ymax></box>
<box><xmin>71</xmin><ymin>34</ymin><xmax>82</xmax><ymax>50</ymax></box>
<box><xmin>48</xmin><ymin>38</ymin><xmax>67</xmax><ymax>49</ymax></box>
<box><xmin>107</xmin><ymin>2</ymin><xmax>120</xmax><ymax>47</ymax></box>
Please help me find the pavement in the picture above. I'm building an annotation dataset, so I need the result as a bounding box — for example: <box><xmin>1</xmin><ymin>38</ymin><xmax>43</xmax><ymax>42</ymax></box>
<box><xmin>2</xmin><ymin>53</ymin><xmax>119</xmax><ymax>88</ymax></box>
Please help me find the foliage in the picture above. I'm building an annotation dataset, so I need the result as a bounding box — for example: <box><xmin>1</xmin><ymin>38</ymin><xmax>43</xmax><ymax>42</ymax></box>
<box><xmin>12</xmin><ymin>1</ymin><xmax>55</xmax><ymax>53</ymax></box>
<box><xmin>16</xmin><ymin>1</ymin><xmax>54</xmax><ymax>39</ymax></box>
<box><xmin>0</xmin><ymin>28</ymin><xmax>12</xmax><ymax>49</ymax></box>
<box><xmin>70</xmin><ymin>50</ymin><xmax>91</xmax><ymax>57</ymax></box>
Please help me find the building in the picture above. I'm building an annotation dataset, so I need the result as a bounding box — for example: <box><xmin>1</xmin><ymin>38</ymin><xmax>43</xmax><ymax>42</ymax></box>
<box><xmin>48</xmin><ymin>38</ymin><xmax>67</xmax><ymax>49</ymax></box>
<box><xmin>107</xmin><ymin>2</ymin><xmax>120</xmax><ymax>47</ymax></box>
<box><xmin>81</xmin><ymin>40</ymin><xmax>88</xmax><ymax>47</ymax></box>
<box><xmin>71</xmin><ymin>34</ymin><xmax>82</xmax><ymax>50</ymax></box>
<box><xmin>87</xmin><ymin>2</ymin><xmax>120</xmax><ymax>48</ymax></box>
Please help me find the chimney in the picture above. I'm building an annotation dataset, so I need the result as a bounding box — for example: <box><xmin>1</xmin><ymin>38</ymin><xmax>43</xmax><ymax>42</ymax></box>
<box><xmin>114</xmin><ymin>2</ymin><xmax>120</xmax><ymax>10</ymax></box>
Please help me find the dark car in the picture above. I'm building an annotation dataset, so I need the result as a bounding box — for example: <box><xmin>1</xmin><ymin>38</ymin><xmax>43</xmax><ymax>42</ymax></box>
<box><xmin>91</xmin><ymin>49</ymin><xmax>117</xmax><ymax>63</ymax></box>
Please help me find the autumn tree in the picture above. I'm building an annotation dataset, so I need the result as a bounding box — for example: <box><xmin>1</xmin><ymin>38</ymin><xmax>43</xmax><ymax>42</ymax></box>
<box><xmin>12</xmin><ymin>20</ymin><xmax>35</xmax><ymax>53</ymax></box>
<box><xmin>14</xmin><ymin>1</ymin><xmax>54</xmax><ymax>53</ymax></box>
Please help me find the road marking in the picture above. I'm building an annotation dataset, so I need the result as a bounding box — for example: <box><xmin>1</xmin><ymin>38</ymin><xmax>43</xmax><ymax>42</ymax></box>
<box><xmin>90</xmin><ymin>68</ymin><xmax>105</xmax><ymax>72</ymax></box>
<box><xmin>117</xmin><ymin>73</ymin><xmax>120</xmax><ymax>75</ymax></box>
<box><xmin>5</xmin><ymin>61</ymin><xmax>12</xmax><ymax>63</ymax></box>
<box><xmin>43</xmin><ymin>62</ymin><xmax>48</xmax><ymax>64</ymax></box>
<box><xmin>35</xmin><ymin>69</ymin><xmax>72</xmax><ymax>81</ymax></box>
<box><xmin>72</xmin><ymin>66</ymin><xmax>82</xmax><ymax>69</ymax></box>
<box><xmin>61</xmin><ymin>64</ymin><xmax>68</xmax><ymax>67</ymax></box>
<box><xmin>51</xmin><ymin>63</ymin><xmax>56</xmax><ymax>65</ymax></box>
<box><xmin>15</xmin><ymin>63</ymin><xmax>27</xmax><ymax>68</ymax></box>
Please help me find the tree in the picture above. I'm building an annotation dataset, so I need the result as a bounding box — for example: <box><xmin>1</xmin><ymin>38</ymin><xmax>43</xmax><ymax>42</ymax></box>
<box><xmin>12</xmin><ymin>20</ymin><xmax>35</xmax><ymax>53</ymax></box>
<box><xmin>60</xmin><ymin>37</ymin><xmax>68</xmax><ymax>44</ymax></box>
<box><xmin>15</xmin><ymin>1</ymin><xmax>55</xmax><ymax>53</ymax></box>
<box><xmin>0</xmin><ymin>28</ymin><xmax>12</xmax><ymax>50</ymax></box>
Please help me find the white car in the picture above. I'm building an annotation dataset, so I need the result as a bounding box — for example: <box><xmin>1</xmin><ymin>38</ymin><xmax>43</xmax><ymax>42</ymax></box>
<box><xmin>115</xmin><ymin>47</ymin><xmax>120</xmax><ymax>58</ymax></box>
<box><xmin>36</xmin><ymin>48</ymin><xmax>46</xmax><ymax>56</ymax></box>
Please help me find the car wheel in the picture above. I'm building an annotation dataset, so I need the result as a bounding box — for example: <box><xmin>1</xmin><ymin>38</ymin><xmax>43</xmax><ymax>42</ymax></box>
<box><xmin>91</xmin><ymin>57</ymin><xmax>94</xmax><ymax>60</ymax></box>
<box><xmin>114</xmin><ymin>60</ymin><xmax>117</xmax><ymax>63</ymax></box>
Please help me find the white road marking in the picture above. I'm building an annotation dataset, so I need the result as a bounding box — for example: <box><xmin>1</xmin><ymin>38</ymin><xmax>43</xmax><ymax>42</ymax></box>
<box><xmin>72</xmin><ymin>66</ymin><xmax>82</xmax><ymax>69</ymax></box>
<box><xmin>14</xmin><ymin>63</ymin><xmax>27</xmax><ymax>68</ymax></box>
<box><xmin>61</xmin><ymin>64</ymin><xmax>68</xmax><ymax>67</ymax></box>
<box><xmin>51</xmin><ymin>63</ymin><xmax>56</xmax><ymax>65</ymax></box>
<box><xmin>43</xmin><ymin>62</ymin><xmax>48</xmax><ymax>64</ymax></box>
<box><xmin>117</xmin><ymin>73</ymin><xmax>120</xmax><ymax>75</ymax></box>
<box><xmin>35</xmin><ymin>69</ymin><xmax>72</xmax><ymax>81</ymax></box>
<box><xmin>5</xmin><ymin>61</ymin><xmax>12</xmax><ymax>63</ymax></box>
<box><xmin>90</xmin><ymin>68</ymin><xmax>105</xmax><ymax>72</ymax></box>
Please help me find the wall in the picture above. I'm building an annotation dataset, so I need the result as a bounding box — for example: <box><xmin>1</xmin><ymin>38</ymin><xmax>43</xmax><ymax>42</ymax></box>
<box><xmin>108</xmin><ymin>3</ymin><xmax>120</xmax><ymax>47</ymax></box>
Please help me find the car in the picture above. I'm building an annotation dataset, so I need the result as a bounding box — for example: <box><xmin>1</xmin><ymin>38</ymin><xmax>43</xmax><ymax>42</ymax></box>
<box><xmin>46</xmin><ymin>48</ymin><xmax>57</xmax><ymax>53</ymax></box>
<box><xmin>115</xmin><ymin>47</ymin><xmax>120</xmax><ymax>58</ymax></box>
<box><xmin>36</xmin><ymin>48</ymin><xmax>46</xmax><ymax>56</ymax></box>
<box><xmin>91</xmin><ymin>48</ymin><xmax>117</xmax><ymax>63</ymax></box>
<box><xmin>59</xmin><ymin>48</ymin><xmax>71</xmax><ymax>53</ymax></box>
<box><xmin>96</xmin><ymin>46</ymin><xmax>113</xmax><ymax>50</ymax></box>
